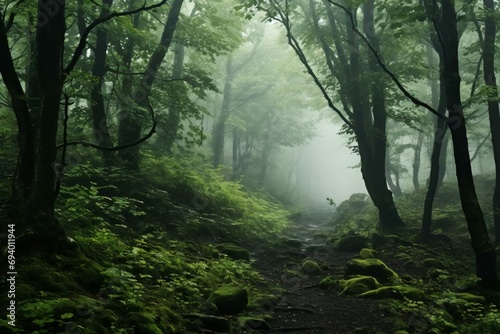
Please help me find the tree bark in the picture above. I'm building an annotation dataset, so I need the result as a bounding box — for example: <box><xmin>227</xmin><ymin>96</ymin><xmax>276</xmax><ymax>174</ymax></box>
<box><xmin>118</xmin><ymin>0</ymin><xmax>184</xmax><ymax>169</ymax></box>
<box><xmin>91</xmin><ymin>0</ymin><xmax>115</xmax><ymax>166</ymax></box>
<box><xmin>483</xmin><ymin>0</ymin><xmax>500</xmax><ymax>246</ymax></box>
<box><xmin>213</xmin><ymin>55</ymin><xmax>233</xmax><ymax>167</ymax></box>
<box><xmin>163</xmin><ymin>41</ymin><xmax>185</xmax><ymax>154</ymax></box>
<box><xmin>440</xmin><ymin>0</ymin><xmax>498</xmax><ymax>287</ymax></box>
<box><xmin>363</xmin><ymin>0</ymin><xmax>404</xmax><ymax>229</ymax></box>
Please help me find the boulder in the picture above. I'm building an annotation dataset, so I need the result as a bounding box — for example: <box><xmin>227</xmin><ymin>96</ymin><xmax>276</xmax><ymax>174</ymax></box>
<box><xmin>334</xmin><ymin>235</ymin><xmax>370</xmax><ymax>252</ymax></box>
<box><xmin>216</xmin><ymin>243</ymin><xmax>250</xmax><ymax>261</ymax></box>
<box><xmin>359</xmin><ymin>248</ymin><xmax>378</xmax><ymax>259</ymax></box>
<box><xmin>345</xmin><ymin>258</ymin><xmax>399</xmax><ymax>283</ymax></box>
<box><xmin>209</xmin><ymin>286</ymin><xmax>248</xmax><ymax>315</ymax></box>
<box><xmin>340</xmin><ymin>275</ymin><xmax>381</xmax><ymax>295</ymax></box>
<box><xmin>239</xmin><ymin>317</ymin><xmax>271</xmax><ymax>331</ymax></box>
<box><xmin>300</xmin><ymin>260</ymin><xmax>321</xmax><ymax>274</ymax></box>
<box><xmin>283</xmin><ymin>239</ymin><xmax>303</xmax><ymax>248</ymax></box>
<box><xmin>422</xmin><ymin>258</ymin><xmax>445</xmax><ymax>269</ymax></box>
<box><xmin>318</xmin><ymin>276</ymin><xmax>339</xmax><ymax>290</ymax></box>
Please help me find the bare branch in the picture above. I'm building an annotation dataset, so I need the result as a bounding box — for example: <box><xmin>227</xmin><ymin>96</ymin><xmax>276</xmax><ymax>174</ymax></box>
<box><xmin>65</xmin><ymin>0</ymin><xmax>169</xmax><ymax>75</ymax></box>
<box><xmin>328</xmin><ymin>0</ymin><xmax>447</xmax><ymax>121</ymax></box>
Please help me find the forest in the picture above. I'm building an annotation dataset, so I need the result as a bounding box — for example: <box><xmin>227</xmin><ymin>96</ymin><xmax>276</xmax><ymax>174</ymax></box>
<box><xmin>1</xmin><ymin>0</ymin><xmax>500</xmax><ymax>333</ymax></box>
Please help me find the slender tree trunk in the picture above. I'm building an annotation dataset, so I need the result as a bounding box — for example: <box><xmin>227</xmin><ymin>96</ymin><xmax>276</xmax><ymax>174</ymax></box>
<box><xmin>91</xmin><ymin>0</ymin><xmax>115</xmax><ymax>166</ymax></box>
<box><xmin>163</xmin><ymin>41</ymin><xmax>185</xmax><ymax>154</ymax></box>
<box><xmin>118</xmin><ymin>0</ymin><xmax>184</xmax><ymax>169</ymax></box>
<box><xmin>483</xmin><ymin>0</ymin><xmax>500</xmax><ymax>246</ymax></box>
<box><xmin>213</xmin><ymin>55</ymin><xmax>233</xmax><ymax>167</ymax></box>
<box><xmin>422</xmin><ymin>69</ymin><xmax>447</xmax><ymax>240</ymax></box>
<box><xmin>441</xmin><ymin>0</ymin><xmax>498</xmax><ymax>286</ymax></box>
<box><xmin>412</xmin><ymin>132</ymin><xmax>424</xmax><ymax>191</ymax></box>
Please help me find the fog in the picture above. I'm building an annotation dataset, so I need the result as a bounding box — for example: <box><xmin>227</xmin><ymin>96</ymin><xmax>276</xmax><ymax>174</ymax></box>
<box><xmin>291</xmin><ymin>120</ymin><xmax>366</xmax><ymax>206</ymax></box>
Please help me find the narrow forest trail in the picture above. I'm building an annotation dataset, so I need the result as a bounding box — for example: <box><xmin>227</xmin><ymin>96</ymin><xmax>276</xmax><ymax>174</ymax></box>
<box><xmin>252</xmin><ymin>207</ymin><xmax>393</xmax><ymax>334</ymax></box>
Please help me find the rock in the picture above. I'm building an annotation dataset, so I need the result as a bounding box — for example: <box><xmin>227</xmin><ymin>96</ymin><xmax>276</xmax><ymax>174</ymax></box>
<box><xmin>185</xmin><ymin>314</ymin><xmax>230</xmax><ymax>332</ymax></box>
<box><xmin>318</xmin><ymin>276</ymin><xmax>339</xmax><ymax>290</ymax></box>
<box><xmin>433</xmin><ymin>214</ymin><xmax>459</xmax><ymax>230</ymax></box>
<box><xmin>283</xmin><ymin>239</ymin><xmax>303</xmax><ymax>248</ymax></box>
<box><xmin>345</xmin><ymin>258</ymin><xmax>399</xmax><ymax>283</ymax></box>
<box><xmin>248</xmin><ymin>294</ymin><xmax>280</xmax><ymax>311</ymax></box>
<box><xmin>216</xmin><ymin>243</ymin><xmax>250</xmax><ymax>261</ymax></box>
<box><xmin>422</xmin><ymin>258</ymin><xmax>445</xmax><ymax>269</ymax></box>
<box><xmin>359</xmin><ymin>248</ymin><xmax>378</xmax><ymax>259</ymax></box>
<box><xmin>209</xmin><ymin>286</ymin><xmax>248</xmax><ymax>315</ymax></box>
<box><xmin>359</xmin><ymin>285</ymin><xmax>426</xmax><ymax>301</ymax></box>
<box><xmin>334</xmin><ymin>235</ymin><xmax>370</xmax><ymax>252</ymax></box>
<box><xmin>239</xmin><ymin>316</ymin><xmax>271</xmax><ymax>331</ymax></box>
<box><xmin>300</xmin><ymin>260</ymin><xmax>321</xmax><ymax>274</ymax></box>
<box><xmin>340</xmin><ymin>275</ymin><xmax>381</xmax><ymax>295</ymax></box>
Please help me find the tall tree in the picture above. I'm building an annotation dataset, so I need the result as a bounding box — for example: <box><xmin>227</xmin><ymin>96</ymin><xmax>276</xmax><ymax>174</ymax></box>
<box><xmin>118</xmin><ymin>0</ymin><xmax>184</xmax><ymax>170</ymax></box>
<box><xmin>482</xmin><ymin>0</ymin><xmax>500</xmax><ymax>246</ymax></box>
<box><xmin>439</xmin><ymin>0</ymin><xmax>497</xmax><ymax>286</ymax></box>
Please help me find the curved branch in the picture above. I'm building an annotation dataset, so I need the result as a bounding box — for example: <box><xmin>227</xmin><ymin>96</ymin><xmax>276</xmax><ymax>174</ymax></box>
<box><xmin>270</xmin><ymin>0</ymin><xmax>354</xmax><ymax>130</ymax></box>
<box><xmin>64</xmin><ymin>0</ymin><xmax>168</xmax><ymax>75</ymax></box>
<box><xmin>328</xmin><ymin>0</ymin><xmax>447</xmax><ymax>121</ymax></box>
<box><xmin>57</xmin><ymin>103</ymin><xmax>157</xmax><ymax>151</ymax></box>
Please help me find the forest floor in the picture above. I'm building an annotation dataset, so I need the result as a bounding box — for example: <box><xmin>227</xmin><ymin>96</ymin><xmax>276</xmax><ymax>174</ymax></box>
<box><xmin>251</xmin><ymin>208</ymin><xmax>395</xmax><ymax>334</ymax></box>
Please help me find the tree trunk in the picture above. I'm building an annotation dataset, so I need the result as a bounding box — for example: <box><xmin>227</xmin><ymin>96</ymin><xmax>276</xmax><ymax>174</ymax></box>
<box><xmin>118</xmin><ymin>0</ymin><xmax>184</xmax><ymax>169</ymax></box>
<box><xmin>213</xmin><ymin>55</ymin><xmax>234</xmax><ymax>167</ymax></box>
<box><xmin>412</xmin><ymin>132</ymin><xmax>424</xmax><ymax>191</ymax></box>
<box><xmin>91</xmin><ymin>0</ymin><xmax>115</xmax><ymax>166</ymax></box>
<box><xmin>483</xmin><ymin>0</ymin><xmax>500</xmax><ymax>246</ymax></box>
<box><xmin>441</xmin><ymin>0</ymin><xmax>498</xmax><ymax>287</ymax></box>
<box><xmin>163</xmin><ymin>41</ymin><xmax>185</xmax><ymax>154</ymax></box>
<box><xmin>363</xmin><ymin>0</ymin><xmax>404</xmax><ymax>229</ymax></box>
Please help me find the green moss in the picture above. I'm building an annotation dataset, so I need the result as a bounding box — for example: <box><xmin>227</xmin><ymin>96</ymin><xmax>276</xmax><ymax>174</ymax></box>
<box><xmin>209</xmin><ymin>286</ymin><xmax>248</xmax><ymax>315</ymax></box>
<box><xmin>248</xmin><ymin>294</ymin><xmax>280</xmax><ymax>311</ymax></box>
<box><xmin>300</xmin><ymin>260</ymin><xmax>321</xmax><ymax>274</ymax></box>
<box><xmin>345</xmin><ymin>258</ymin><xmax>399</xmax><ymax>283</ymax></box>
<box><xmin>340</xmin><ymin>276</ymin><xmax>381</xmax><ymax>295</ymax></box>
<box><xmin>359</xmin><ymin>285</ymin><xmax>426</xmax><ymax>301</ymax></box>
<box><xmin>215</xmin><ymin>243</ymin><xmax>250</xmax><ymax>261</ymax></box>
<box><xmin>453</xmin><ymin>292</ymin><xmax>487</xmax><ymax>305</ymax></box>
<box><xmin>238</xmin><ymin>316</ymin><xmax>271</xmax><ymax>331</ymax></box>
<box><xmin>422</xmin><ymin>258</ymin><xmax>445</xmax><ymax>269</ymax></box>
<box><xmin>319</xmin><ymin>276</ymin><xmax>339</xmax><ymax>290</ymax></box>
<box><xmin>359</xmin><ymin>248</ymin><xmax>378</xmax><ymax>259</ymax></box>
<box><xmin>334</xmin><ymin>235</ymin><xmax>370</xmax><ymax>252</ymax></box>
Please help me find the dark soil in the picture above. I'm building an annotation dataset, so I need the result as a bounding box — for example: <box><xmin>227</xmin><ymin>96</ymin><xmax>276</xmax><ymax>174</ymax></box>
<box><xmin>252</xmin><ymin>208</ymin><xmax>395</xmax><ymax>334</ymax></box>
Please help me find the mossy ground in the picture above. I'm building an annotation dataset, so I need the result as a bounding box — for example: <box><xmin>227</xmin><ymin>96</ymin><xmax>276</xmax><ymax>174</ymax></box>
<box><xmin>0</xmin><ymin>155</ymin><xmax>290</xmax><ymax>333</ymax></box>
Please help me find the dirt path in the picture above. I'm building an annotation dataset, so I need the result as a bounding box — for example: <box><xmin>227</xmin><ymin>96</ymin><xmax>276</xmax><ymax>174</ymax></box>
<box><xmin>252</xmin><ymin>207</ymin><xmax>393</xmax><ymax>334</ymax></box>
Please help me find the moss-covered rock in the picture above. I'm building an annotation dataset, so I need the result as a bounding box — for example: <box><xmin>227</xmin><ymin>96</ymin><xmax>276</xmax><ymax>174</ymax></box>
<box><xmin>185</xmin><ymin>314</ymin><xmax>230</xmax><ymax>332</ymax></box>
<box><xmin>359</xmin><ymin>248</ymin><xmax>378</xmax><ymax>259</ymax></box>
<box><xmin>319</xmin><ymin>276</ymin><xmax>339</xmax><ymax>290</ymax></box>
<box><xmin>433</xmin><ymin>214</ymin><xmax>459</xmax><ymax>230</ymax></box>
<box><xmin>248</xmin><ymin>294</ymin><xmax>280</xmax><ymax>311</ymax></box>
<box><xmin>334</xmin><ymin>235</ymin><xmax>370</xmax><ymax>252</ymax></box>
<box><xmin>283</xmin><ymin>239</ymin><xmax>303</xmax><ymax>248</ymax></box>
<box><xmin>345</xmin><ymin>259</ymin><xmax>399</xmax><ymax>283</ymax></box>
<box><xmin>215</xmin><ymin>243</ymin><xmax>250</xmax><ymax>261</ymax></box>
<box><xmin>359</xmin><ymin>285</ymin><xmax>426</xmax><ymax>301</ymax></box>
<box><xmin>239</xmin><ymin>316</ymin><xmax>271</xmax><ymax>331</ymax></box>
<box><xmin>209</xmin><ymin>286</ymin><xmax>248</xmax><ymax>315</ymax></box>
<box><xmin>300</xmin><ymin>260</ymin><xmax>320</xmax><ymax>274</ymax></box>
<box><xmin>340</xmin><ymin>276</ymin><xmax>381</xmax><ymax>295</ymax></box>
<box><xmin>422</xmin><ymin>258</ymin><xmax>445</xmax><ymax>269</ymax></box>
